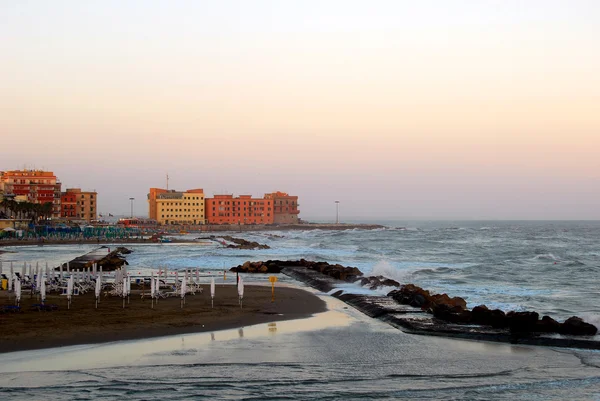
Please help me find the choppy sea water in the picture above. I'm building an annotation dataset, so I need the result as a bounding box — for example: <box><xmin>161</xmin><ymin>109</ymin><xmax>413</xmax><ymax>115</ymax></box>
<box><xmin>1</xmin><ymin>220</ymin><xmax>600</xmax><ymax>399</ymax></box>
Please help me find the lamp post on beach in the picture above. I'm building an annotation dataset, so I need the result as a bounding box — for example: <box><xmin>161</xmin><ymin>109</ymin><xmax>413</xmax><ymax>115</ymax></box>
<box><xmin>335</xmin><ymin>201</ymin><xmax>340</xmax><ymax>224</ymax></box>
<box><xmin>129</xmin><ymin>198</ymin><xmax>135</xmax><ymax>218</ymax></box>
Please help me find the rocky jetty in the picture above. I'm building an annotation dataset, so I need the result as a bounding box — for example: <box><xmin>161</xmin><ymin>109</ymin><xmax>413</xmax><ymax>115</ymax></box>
<box><xmin>249</xmin><ymin>259</ymin><xmax>599</xmax><ymax>346</ymax></box>
<box><xmin>58</xmin><ymin>246</ymin><xmax>132</xmax><ymax>271</ymax></box>
<box><xmin>387</xmin><ymin>284</ymin><xmax>598</xmax><ymax>336</ymax></box>
<box><xmin>231</xmin><ymin>260</ymin><xmax>282</xmax><ymax>273</ymax></box>
<box><xmin>204</xmin><ymin>236</ymin><xmax>270</xmax><ymax>250</ymax></box>
<box><xmin>230</xmin><ymin>259</ymin><xmax>361</xmax><ymax>279</ymax></box>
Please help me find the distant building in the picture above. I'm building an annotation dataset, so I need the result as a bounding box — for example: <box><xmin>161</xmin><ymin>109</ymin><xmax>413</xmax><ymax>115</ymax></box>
<box><xmin>60</xmin><ymin>191</ymin><xmax>77</xmax><ymax>218</ymax></box>
<box><xmin>61</xmin><ymin>188</ymin><xmax>97</xmax><ymax>222</ymax></box>
<box><xmin>264</xmin><ymin>191</ymin><xmax>300</xmax><ymax>224</ymax></box>
<box><xmin>205</xmin><ymin>195</ymin><xmax>274</xmax><ymax>225</ymax></box>
<box><xmin>148</xmin><ymin>188</ymin><xmax>205</xmax><ymax>225</ymax></box>
<box><xmin>0</xmin><ymin>169</ymin><xmax>62</xmax><ymax>218</ymax></box>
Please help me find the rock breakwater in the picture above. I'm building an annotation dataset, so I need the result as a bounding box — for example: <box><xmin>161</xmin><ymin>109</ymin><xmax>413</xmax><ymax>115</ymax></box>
<box><xmin>237</xmin><ymin>259</ymin><xmax>598</xmax><ymax>347</ymax></box>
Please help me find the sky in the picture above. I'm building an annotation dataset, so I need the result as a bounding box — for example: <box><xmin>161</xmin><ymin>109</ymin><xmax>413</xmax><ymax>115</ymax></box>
<box><xmin>1</xmin><ymin>0</ymin><xmax>599</xmax><ymax>220</ymax></box>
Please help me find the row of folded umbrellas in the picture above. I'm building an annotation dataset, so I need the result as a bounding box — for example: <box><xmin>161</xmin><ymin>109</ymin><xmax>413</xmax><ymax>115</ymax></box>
<box><xmin>1</xmin><ymin>261</ymin><xmax>244</xmax><ymax>309</ymax></box>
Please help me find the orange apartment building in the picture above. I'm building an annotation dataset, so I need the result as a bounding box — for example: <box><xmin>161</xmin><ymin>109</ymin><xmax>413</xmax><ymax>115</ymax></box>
<box><xmin>265</xmin><ymin>191</ymin><xmax>300</xmax><ymax>224</ymax></box>
<box><xmin>0</xmin><ymin>169</ymin><xmax>62</xmax><ymax>218</ymax></box>
<box><xmin>205</xmin><ymin>195</ymin><xmax>274</xmax><ymax>225</ymax></box>
<box><xmin>60</xmin><ymin>188</ymin><xmax>98</xmax><ymax>222</ymax></box>
<box><xmin>60</xmin><ymin>191</ymin><xmax>77</xmax><ymax>218</ymax></box>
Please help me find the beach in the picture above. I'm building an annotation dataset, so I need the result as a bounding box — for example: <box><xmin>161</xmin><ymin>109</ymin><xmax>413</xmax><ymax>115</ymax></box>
<box><xmin>0</xmin><ymin>284</ymin><xmax>326</xmax><ymax>354</ymax></box>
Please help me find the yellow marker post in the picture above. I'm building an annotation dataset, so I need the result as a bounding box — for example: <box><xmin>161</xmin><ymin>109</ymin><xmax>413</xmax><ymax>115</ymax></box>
<box><xmin>223</xmin><ymin>270</ymin><xmax>227</xmax><ymax>281</ymax></box>
<box><xmin>269</xmin><ymin>276</ymin><xmax>278</xmax><ymax>302</ymax></box>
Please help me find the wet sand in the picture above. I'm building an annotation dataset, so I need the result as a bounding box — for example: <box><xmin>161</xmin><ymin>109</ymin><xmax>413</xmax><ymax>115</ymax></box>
<box><xmin>0</xmin><ymin>284</ymin><xmax>326</xmax><ymax>353</ymax></box>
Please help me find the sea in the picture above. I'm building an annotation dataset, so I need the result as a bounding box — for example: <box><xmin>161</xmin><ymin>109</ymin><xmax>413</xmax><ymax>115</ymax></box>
<box><xmin>1</xmin><ymin>220</ymin><xmax>600</xmax><ymax>400</ymax></box>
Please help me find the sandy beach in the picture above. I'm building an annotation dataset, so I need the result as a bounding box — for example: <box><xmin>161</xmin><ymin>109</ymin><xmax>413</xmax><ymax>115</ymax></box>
<box><xmin>0</xmin><ymin>284</ymin><xmax>326</xmax><ymax>354</ymax></box>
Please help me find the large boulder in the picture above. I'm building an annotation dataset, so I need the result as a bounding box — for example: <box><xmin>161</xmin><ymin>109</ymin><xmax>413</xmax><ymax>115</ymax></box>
<box><xmin>432</xmin><ymin>304</ymin><xmax>472</xmax><ymax>324</ymax></box>
<box><xmin>471</xmin><ymin>305</ymin><xmax>507</xmax><ymax>328</ymax></box>
<box><xmin>429</xmin><ymin>293</ymin><xmax>467</xmax><ymax>310</ymax></box>
<box><xmin>506</xmin><ymin>311</ymin><xmax>539</xmax><ymax>333</ymax></box>
<box><xmin>535</xmin><ymin>315</ymin><xmax>561</xmax><ymax>333</ymax></box>
<box><xmin>388</xmin><ymin>284</ymin><xmax>431</xmax><ymax>308</ymax></box>
<box><xmin>560</xmin><ymin>317</ymin><xmax>598</xmax><ymax>336</ymax></box>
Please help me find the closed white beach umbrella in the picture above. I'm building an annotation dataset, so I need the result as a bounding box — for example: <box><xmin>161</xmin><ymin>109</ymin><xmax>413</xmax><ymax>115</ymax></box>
<box><xmin>122</xmin><ymin>273</ymin><xmax>128</xmax><ymax>308</ymax></box>
<box><xmin>95</xmin><ymin>274</ymin><xmax>101</xmax><ymax>298</ymax></box>
<box><xmin>180</xmin><ymin>271</ymin><xmax>187</xmax><ymax>308</ymax></box>
<box><xmin>127</xmin><ymin>276</ymin><xmax>131</xmax><ymax>295</ymax></box>
<box><xmin>0</xmin><ymin>261</ymin><xmax>2</xmax><ymax>276</ymax></box>
<box><xmin>195</xmin><ymin>268</ymin><xmax>199</xmax><ymax>283</ymax></box>
<box><xmin>150</xmin><ymin>272</ymin><xmax>156</xmax><ymax>309</ymax></box>
<box><xmin>95</xmin><ymin>275</ymin><xmax>101</xmax><ymax>309</ymax></box>
<box><xmin>181</xmin><ymin>272</ymin><xmax>187</xmax><ymax>298</ymax></box>
<box><xmin>40</xmin><ymin>276</ymin><xmax>46</xmax><ymax>304</ymax></box>
<box><xmin>238</xmin><ymin>277</ymin><xmax>244</xmax><ymax>308</ymax></box>
<box><xmin>67</xmin><ymin>262</ymin><xmax>70</xmax><ymax>274</ymax></box>
<box><xmin>15</xmin><ymin>278</ymin><xmax>21</xmax><ymax>306</ymax></box>
<box><xmin>21</xmin><ymin>262</ymin><xmax>26</xmax><ymax>279</ymax></box>
<box><xmin>210</xmin><ymin>277</ymin><xmax>215</xmax><ymax>308</ymax></box>
<box><xmin>36</xmin><ymin>268</ymin><xmax>42</xmax><ymax>294</ymax></box>
<box><xmin>238</xmin><ymin>277</ymin><xmax>244</xmax><ymax>298</ymax></box>
<box><xmin>59</xmin><ymin>264</ymin><xmax>63</xmax><ymax>280</ymax></box>
<box><xmin>9</xmin><ymin>262</ymin><xmax>14</xmax><ymax>291</ymax></box>
<box><xmin>67</xmin><ymin>275</ymin><xmax>74</xmax><ymax>309</ymax></box>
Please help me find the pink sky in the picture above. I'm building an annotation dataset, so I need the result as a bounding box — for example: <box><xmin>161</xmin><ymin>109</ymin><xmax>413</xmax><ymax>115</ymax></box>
<box><xmin>1</xmin><ymin>1</ymin><xmax>599</xmax><ymax>220</ymax></box>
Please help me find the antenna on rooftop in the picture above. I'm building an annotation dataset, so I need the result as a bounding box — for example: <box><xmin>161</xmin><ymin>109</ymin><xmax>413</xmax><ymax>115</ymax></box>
<box><xmin>166</xmin><ymin>173</ymin><xmax>169</xmax><ymax>190</ymax></box>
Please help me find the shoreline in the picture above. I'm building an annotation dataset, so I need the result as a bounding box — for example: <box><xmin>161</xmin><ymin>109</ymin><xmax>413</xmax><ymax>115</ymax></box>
<box><xmin>0</xmin><ymin>223</ymin><xmax>385</xmax><ymax>248</ymax></box>
<box><xmin>0</xmin><ymin>284</ymin><xmax>327</xmax><ymax>354</ymax></box>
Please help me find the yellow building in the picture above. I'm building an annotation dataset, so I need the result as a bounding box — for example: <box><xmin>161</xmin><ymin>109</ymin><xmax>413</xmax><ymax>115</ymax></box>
<box><xmin>148</xmin><ymin>188</ymin><xmax>205</xmax><ymax>225</ymax></box>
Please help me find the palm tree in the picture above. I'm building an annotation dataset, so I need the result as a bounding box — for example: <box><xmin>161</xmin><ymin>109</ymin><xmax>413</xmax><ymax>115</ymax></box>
<box><xmin>1</xmin><ymin>197</ymin><xmax>15</xmax><ymax>217</ymax></box>
<box><xmin>41</xmin><ymin>202</ymin><xmax>53</xmax><ymax>221</ymax></box>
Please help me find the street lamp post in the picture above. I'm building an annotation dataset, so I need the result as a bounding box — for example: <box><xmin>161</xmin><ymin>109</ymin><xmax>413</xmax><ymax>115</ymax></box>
<box><xmin>335</xmin><ymin>201</ymin><xmax>340</xmax><ymax>224</ymax></box>
<box><xmin>129</xmin><ymin>198</ymin><xmax>135</xmax><ymax>218</ymax></box>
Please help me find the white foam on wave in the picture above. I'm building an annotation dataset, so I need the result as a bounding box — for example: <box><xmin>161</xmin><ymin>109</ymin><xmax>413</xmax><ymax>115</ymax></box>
<box><xmin>534</xmin><ymin>253</ymin><xmax>560</xmax><ymax>261</ymax></box>
<box><xmin>368</xmin><ymin>260</ymin><xmax>416</xmax><ymax>284</ymax></box>
<box><xmin>579</xmin><ymin>313</ymin><xmax>600</xmax><ymax>329</ymax></box>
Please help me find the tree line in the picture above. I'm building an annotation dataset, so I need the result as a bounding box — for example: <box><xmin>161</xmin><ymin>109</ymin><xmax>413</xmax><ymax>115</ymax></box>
<box><xmin>0</xmin><ymin>198</ymin><xmax>54</xmax><ymax>222</ymax></box>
